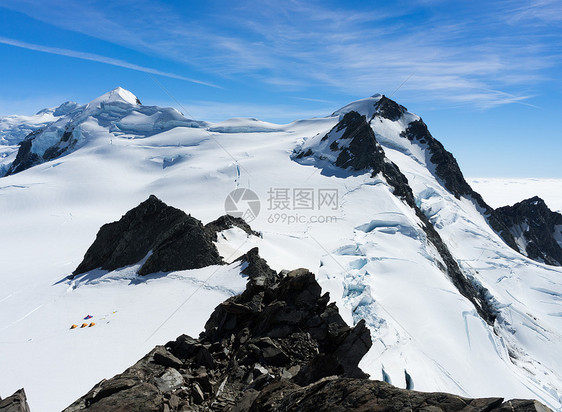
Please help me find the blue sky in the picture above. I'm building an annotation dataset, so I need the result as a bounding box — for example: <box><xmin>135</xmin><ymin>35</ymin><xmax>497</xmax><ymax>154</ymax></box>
<box><xmin>0</xmin><ymin>0</ymin><xmax>560</xmax><ymax>177</ymax></box>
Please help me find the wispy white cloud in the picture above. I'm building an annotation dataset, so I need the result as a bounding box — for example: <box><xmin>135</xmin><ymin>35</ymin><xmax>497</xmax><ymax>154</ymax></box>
<box><xmin>0</xmin><ymin>36</ymin><xmax>220</xmax><ymax>88</ymax></box>
<box><xmin>1</xmin><ymin>0</ymin><xmax>558</xmax><ymax>109</ymax></box>
<box><xmin>504</xmin><ymin>0</ymin><xmax>562</xmax><ymax>23</ymax></box>
<box><xmin>291</xmin><ymin>96</ymin><xmax>337</xmax><ymax>104</ymax></box>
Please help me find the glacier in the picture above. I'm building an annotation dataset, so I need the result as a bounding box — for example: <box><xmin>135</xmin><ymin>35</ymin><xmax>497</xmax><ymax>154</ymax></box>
<box><xmin>0</xmin><ymin>88</ymin><xmax>561</xmax><ymax>411</ymax></box>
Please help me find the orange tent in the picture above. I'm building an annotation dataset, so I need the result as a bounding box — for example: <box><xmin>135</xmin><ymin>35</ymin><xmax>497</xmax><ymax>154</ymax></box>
<box><xmin>70</xmin><ymin>324</ymin><xmax>78</xmax><ymax>329</ymax></box>
<box><xmin>89</xmin><ymin>322</ymin><xmax>96</xmax><ymax>327</ymax></box>
<box><xmin>80</xmin><ymin>323</ymin><xmax>88</xmax><ymax>328</ymax></box>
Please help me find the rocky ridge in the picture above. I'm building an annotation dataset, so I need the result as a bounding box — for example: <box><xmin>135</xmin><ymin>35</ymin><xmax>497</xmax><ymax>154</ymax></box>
<box><xmin>293</xmin><ymin>110</ymin><xmax>498</xmax><ymax>324</ymax></box>
<box><xmin>496</xmin><ymin>196</ymin><xmax>562</xmax><ymax>266</ymax></box>
<box><xmin>62</xmin><ymin>246</ymin><xmax>549</xmax><ymax>411</ymax></box>
<box><xmin>72</xmin><ymin>195</ymin><xmax>223</xmax><ymax>277</ymax></box>
<box><xmin>0</xmin><ymin>389</ymin><xmax>31</xmax><ymax>412</ymax></box>
<box><xmin>73</xmin><ymin>196</ymin><xmax>259</xmax><ymax>278</ymax></box>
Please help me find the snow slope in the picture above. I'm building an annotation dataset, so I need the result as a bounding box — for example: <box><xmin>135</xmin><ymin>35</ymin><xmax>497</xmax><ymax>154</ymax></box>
<box><xmin>0</xmin><ymin>101</ymin><xmax>81</xmax><ymax>176</ymax></box>
<box><xmin>1</xmin><ymin>89</ymin><xmax>561</xmax><ymax>411</ymax></box>
<box><xmin>0</xmin><ymin>101</ymin><xmax>80</xmax><ymax>146</ymax></box>
<box><xmin>469</xmin><ymin>177</ymin><xmax>562</xmax><ymax>213</ymax></box>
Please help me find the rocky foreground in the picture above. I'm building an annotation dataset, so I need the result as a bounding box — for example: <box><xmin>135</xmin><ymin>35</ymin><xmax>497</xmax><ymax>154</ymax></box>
<box><xmin>1</xmin><ymin>194</ymin><xmax>554</xmax><ymax>412</ymax></box>
<box><xmin>1</xmin><ymin>249</ymin><xmax>538</xmax><ymax>410</ymax></box>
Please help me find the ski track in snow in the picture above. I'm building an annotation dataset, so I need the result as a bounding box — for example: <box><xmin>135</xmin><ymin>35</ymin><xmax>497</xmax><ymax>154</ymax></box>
<box><xmin>0</xmin><ymin>305</ymin><xmax>44</xmax><ymax>332</ymax></box>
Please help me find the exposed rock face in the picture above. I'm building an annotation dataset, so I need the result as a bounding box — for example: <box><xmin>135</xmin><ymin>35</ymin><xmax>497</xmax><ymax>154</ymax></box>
<box><xmin>373</xmin><ymin>95</ymin><xmax>407</xmax><ymax>121</ymax></box>
<box><xmin>64</xmin><ymin>249</ymin><xmax>372</xmax><ymax>411</ymax></box>
<box><xmin>249</xmin><ymin>377</ymin><xmax>551</xmax><ymax>412</ymax></box>
<box><xmin>398</xmin><ymin>117</ymin><xmax>519</xmax><ymax>252</ymax></box>
<box><xmin>294</xmin><ymin>110</ymin><xmax>387</xmax><ymax>174</ymax></box>
<box><xmin>294</xmin><ymin>111</ymin><xmax>497</xmax><ymax>324</ymax></box>
<box><xmin>5</xmin><ymin>131</ymin><xmax>43</xmax><ymax>175</ymax></box>
<box><xmin>73</xmin><ymin>195</ymin><xmax>222</xmax><ymax>277</ymax></box>
<box><xmin>63</xmin><ymin>249</ymin><xmax>550</xmax><ymax>412</ymax></box>
<box><xmin>6</xmin><ymin>123</ymin><xmax>82</xmax><ymax>176</ymax></box>
<box><xmin>496</xmin><ymin>197</ymin><xmax>562</xmax><ymax>266</ymax></box>
<box><xmin>331</xmin><ymin>111</ymin><xmax>387</xmax><ymax>171</ymax></box>
<box><xmin>0</xmin><ymin>389</ymin><xmax>31</xmax><ymax>412</ymax></box>
<box><xmin>4</xmin><ymin>87</ymin><xmax>204</xmax><ymax>176</ymax></box>
<box><xmin>204</xmin><ymin>215</ymin><xmax>260</xmax><ymax>241</ymax></box>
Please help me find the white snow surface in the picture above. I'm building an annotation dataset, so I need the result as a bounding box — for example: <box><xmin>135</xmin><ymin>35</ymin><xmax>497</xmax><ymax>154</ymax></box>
<box><xmin>2</xmin><ymin>87</ymin><xmax>206</xmax><ymax>174</ymax></box>
<box><xmin>469</xmin><ymin>177</ymin><xmax>562</xmax><ymax>213</ymax></box>
<box><xmin>0</xmin><ymin>101</ymin><xmax>81</xmax><ymax>146</ymax></box>
<box><xmin>207</xmin><ymin>117</ymin><xmax>284</xmax><ymax>133</ymax></box>
<box><xmin>1</xmin><ymin>89</ymin><xmax>562</xmax><ymax>411</ymax></box>
<box><xmin>0</xmin><ymin>101</ymin><xmax>82</xmax><ymax>175</ymax></box>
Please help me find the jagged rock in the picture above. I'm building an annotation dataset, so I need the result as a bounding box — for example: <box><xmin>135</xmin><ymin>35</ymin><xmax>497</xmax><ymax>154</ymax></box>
<box><xmin>295</xmin><ymin>110</ymin><xmax>387</xmax><ymax>174</ymax></box>
<box><xmin>190</xmin><ymin>382</ymin><xmax>205</xmax><ymax>404</ymax></box>
<box><xmin>204</xmin><ymin>215</ymin><xmax>260</xmax><ymax>241</ymax></box>
<box><xmin>333</xmin><ymin>111</ymin><xmax>386</xmax><ymax>171</ymax></box>
<box><xmin>496</xmin><ymin>399</ymin><xmax>553</xmax><ymax>411</ymax></box>
<box><xmin>62</xmin><ymin>243</ymin><xmax>550</xmax><ymax>412</ymax></box>
<box><xmin>293</xmin><ymin>109</ymin><xmax>497</xmax><ymax>324</ymax></box>
<box><xmin>72</xmin><ymin>195</ymin><xmax>222</xmax><ymax>277</ymax></box>
<box><xmin>154</xmin><ymin>368</ymin><xmax>184</xmax><ymax>393</ymax></box>
<box><xmin>249</xmin><ymin>377</ymin><xmax>520</xmax><ymax>412</ymax></box>
<box><xmin>5</xmin><ymin>126</ymin><xmax>80</xmax><ymax>176</ymax></box>
<box><xmin>0</xmin><ymin>389</ymin><xmax>30</xmax><ymax>412</ymax></box>
<box><xmin>496</xmin><ymin>196</ymin><xmax>562</xmax><ymax>266</ymax></box>
<box><xmin>372</xmin><ymin>95</ymin><xmax>407</xmax><ymax>121</ymax></box>
<box><xmin>153</xmin><ymin>346</ymin><xmax>184</xmax><ymax>369</ymax></box>
<box><xmin>399</xmin><ymin>116</ymin><xmax>519</xmax><ymax>252</ymax></box>
<box><xmin>236</xmin><ymin>247</ymin><xmax>277</xmax><ymax>281</ymax></box>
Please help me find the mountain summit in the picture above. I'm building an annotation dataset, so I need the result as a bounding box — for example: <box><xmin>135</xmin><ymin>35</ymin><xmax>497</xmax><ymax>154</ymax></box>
<box><xmin>2</xmin><ymin>87</ymin><xmax>204</xmax><ymax>176</ymax></box>
<box><xmin>88</xmin><ymin>86</ymin><xmax>141</xmax><ymax>107</ymax></box>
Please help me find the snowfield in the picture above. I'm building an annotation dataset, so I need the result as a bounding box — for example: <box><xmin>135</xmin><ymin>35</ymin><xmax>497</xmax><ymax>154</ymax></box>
<box><xmin>1</xmin><ymin>89</ymin><xmax>561</xmax><ymax>411</ymax></box>
<box><xmin>469</xmin><ymin>177</ymin><xmax>562</xmax><ymax>213</ymax></box>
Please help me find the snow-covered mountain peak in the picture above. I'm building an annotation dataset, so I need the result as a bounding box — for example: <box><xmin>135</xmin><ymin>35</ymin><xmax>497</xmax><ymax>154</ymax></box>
<box><xmin>88</xmin><ymin>87</ymin><xmax>141</xmax><ymax>107</ymax></box>
<box><xmin>35</xmin><ymin>101</ymin><xmax>82</xmax><ymax>117</ymax></box>
<box><xmin>333</xmin><ymin>94</ymin><xmax>383</xmax><ymax>119</ymax></box>
<box><xmin>53</xmin><ymin>101</ymin><xmax>82</xmax><ymax>117</ymax></box>
<box><xmin>332</xmin><ymin>94</ymin><xmax>412</xmax><ymax>124</ymax></box>
<box><xmin>2</xmin><ymin>88</ymin><xmax>206</xmax><ymax>176</ymax></box>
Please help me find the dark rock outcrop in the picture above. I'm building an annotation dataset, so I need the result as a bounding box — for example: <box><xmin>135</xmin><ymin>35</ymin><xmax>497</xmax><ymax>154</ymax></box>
<box><xmin>5</xmin><ymin>131</ymin><xmax>42</xmax><ymax>176</ymax></box>
<box><xmin>63</xmin><ymin>249</ymin><xmax>551</xmax><ymax>412</ymax></box>
<box><xmin>204</xmin><ymin>215</ymin><xmax>260</xmax><ymax>241</ymax></box>
<box><xmin>249</xmin><ymin>377</ymin><xmax>549</xmax><ymax>412</ymax></box>
<box><xmin>294</xmin><ymin>111</ymin><xmax>497</xmax><ymax>324</ymax></box>
<box><xmin>72</xmin><ymin>195</ymin><xmax>222</xmax><ymax>277</ymax></box>
<box><xmin>332</xmin><ymin>111</ymin><xmax>387</xmax><ymax>172</ymax></box>
<box><xmin>5</xmin><ymin>125</ymin><xmax>79</xmax><ymax>176</ymax></box>
<box><xmin>496</xmin><ymin>196</ymin><xmax>562</xmax><ymax>266</ymax></box>
<box><xmin>398</xmin><ymin>117</ymin><xmax>519</xmax><ymax>252</ymax></box>
<box><xmin>64</xmin><ymin>249</ymin><xmax>372</xmax><ymax>411</ymax></box>
<box><xmin>372</xmin><ymin>95</ymin><xmax>407</xmax><ymax>121</ymax></box>
<box><xmin>0</xmin><ymin>389</ymin><xmax>31</xmax><ymax>412</ymax></box>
